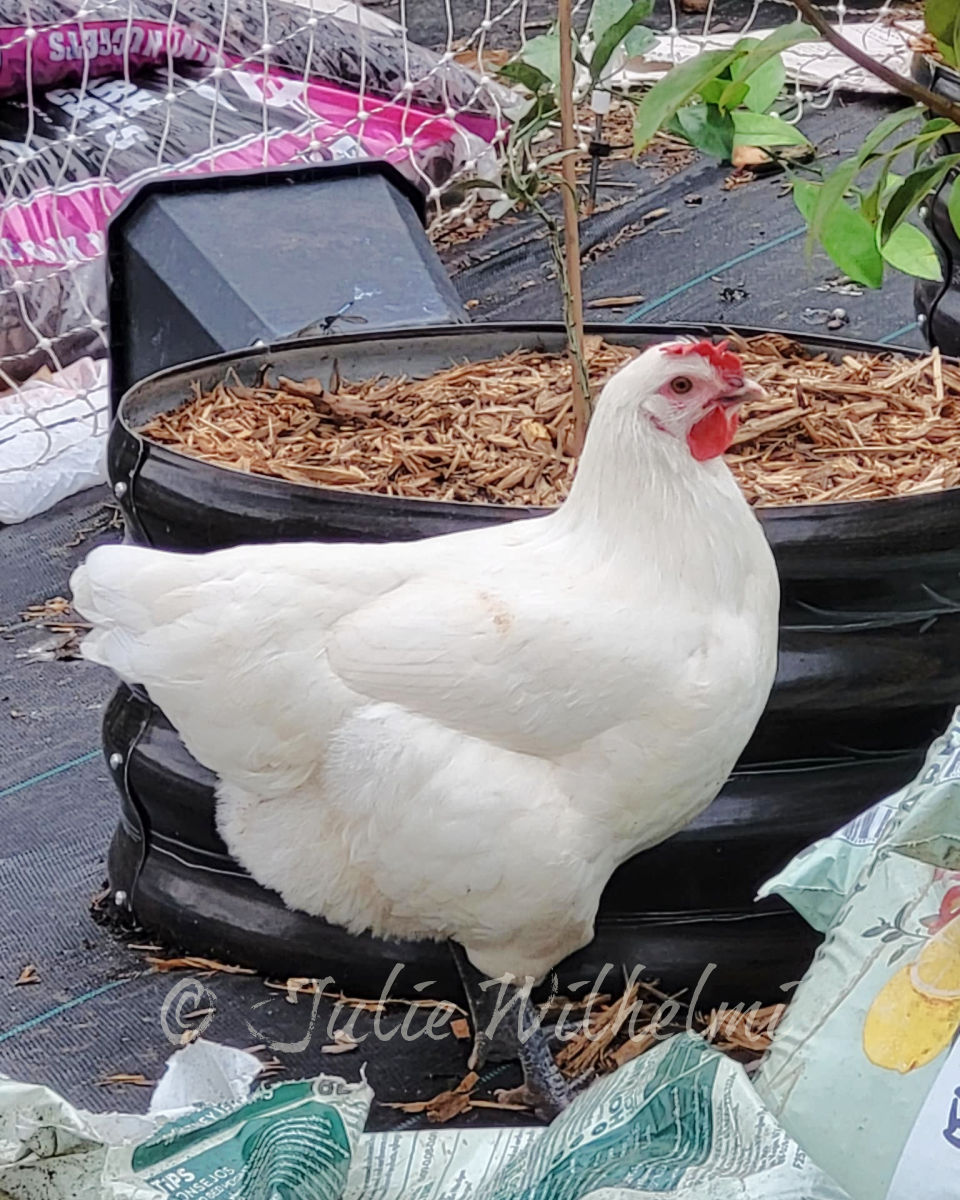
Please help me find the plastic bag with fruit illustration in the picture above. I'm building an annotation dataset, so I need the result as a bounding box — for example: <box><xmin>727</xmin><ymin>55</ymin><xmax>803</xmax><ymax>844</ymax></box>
<box><xmin>756</xmin><ymin>788</ymin><xmax>907</xmax><ymax>933</ymax></box>
<box><xmin>755</xmin><ymin>708</ymin><xmax>960</xmax><ymax>1200</ymax></box>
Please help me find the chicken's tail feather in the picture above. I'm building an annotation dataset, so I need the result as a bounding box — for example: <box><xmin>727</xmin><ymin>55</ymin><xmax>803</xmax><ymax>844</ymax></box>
<box><xmin>70</xmin><ymin>544</ymin><xmax>188</xmax><ymax>682</ymax></box>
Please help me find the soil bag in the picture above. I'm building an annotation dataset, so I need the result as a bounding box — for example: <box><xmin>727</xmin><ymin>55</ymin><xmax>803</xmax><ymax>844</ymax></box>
<box><xmin>755</xmin><ymin>708</ymin><xmax>960</xmax><ymax>1200</ymax></box>
<box><xmin>0</xmin><ymin>1036</ymin><xmax>846</xmax><ymax>1200</ymax></box>
<box><xmin>0</xmin><ymin>0</ymin><xmax>499</xmax><ymax>382</ymax></box>
<box><xmin>0</xmin><ymin>1039</ymin><xmax>371</xmax><ymax>1199</ymax></box>
<box><xmin>0</xmin><ymin>0</ymin><xmax>506</xmax><ymax>128</ymax></box>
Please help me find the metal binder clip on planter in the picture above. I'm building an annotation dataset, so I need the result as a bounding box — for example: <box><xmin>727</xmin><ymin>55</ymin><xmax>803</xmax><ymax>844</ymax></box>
<box><xmin>106</xmin><ymin>160</ymin><xmax>466</xmax><ymax>411</ymax></box>
<box><xmin>914</xmin><ymin>54</ymin><xmax>960</xmax><ymax>356</ymax></box>
<box><xmin>101</xmin><ymin>322</ymin><xmax>960</xmax><ymax>1005</ymax></box>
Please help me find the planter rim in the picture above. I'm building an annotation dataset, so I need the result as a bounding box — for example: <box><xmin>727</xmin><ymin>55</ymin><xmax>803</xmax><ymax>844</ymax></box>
<box><xmin>116</xmin><ymin>319</ymin><xmax>954</xmax><ymax>525</ymax></box>
<box><xmin>913</xmin><ymin>49</ymin><xmax>960</xmax><ymax>87</ymax></box>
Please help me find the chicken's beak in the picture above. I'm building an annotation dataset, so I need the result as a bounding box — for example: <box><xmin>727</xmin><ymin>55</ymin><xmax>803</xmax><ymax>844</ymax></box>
<box><xmin>722</xmin><ymin>377</ymin><xmax>766</xmax><ymax>406</ymax></box>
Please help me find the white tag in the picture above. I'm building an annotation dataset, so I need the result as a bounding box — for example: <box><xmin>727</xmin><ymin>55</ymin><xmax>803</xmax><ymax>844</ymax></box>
<box><xmin>887</xmin><ymin>1037</ymin><xmax>960</xmax><ymax>1200</ymax></box>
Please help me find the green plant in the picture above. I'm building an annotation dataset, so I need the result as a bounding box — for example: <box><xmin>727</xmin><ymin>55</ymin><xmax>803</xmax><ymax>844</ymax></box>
<box><xmin>469</xmin><ymin>0</ymin><xmax>657</xmax><ymax>445</ymax></box>
<box><xmin>632</xmin><ymin>20</ymin><xmax>819</xmax><ymax>164</ymax></box>
<box><xmin>494</xmin><ymin>0</ymin><xmax>658</xmax><ymax>228</ymax></box>
<box><xmin>478</xmin><ymin>2</ymin><xmax>820</xmax><ymax>438</ymax></box>
<box><xmin>507</xmin><ymin>0</ymin><xmax>657</xmax><ymax>93</ymax></box>
<box><xmin>631</xmin><ymin>1</ymin><xmax>960</xmax><ymax>290</ymax></box>
<box><xmin>927</xmin><ymin>0</ymin><xmax>960</xmax><ymax>71</ymax></box>
<box><xmin>794</xmin><ymin>108</ymin><xmax>960</xmax><ymax>288</ymax></box>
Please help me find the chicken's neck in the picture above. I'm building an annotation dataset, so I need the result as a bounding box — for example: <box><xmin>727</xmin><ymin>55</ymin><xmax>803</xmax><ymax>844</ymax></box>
<box><xmin>552</xmin><ymin>401</ymin><xmax>761</xmax><ymax>593</ymax></box>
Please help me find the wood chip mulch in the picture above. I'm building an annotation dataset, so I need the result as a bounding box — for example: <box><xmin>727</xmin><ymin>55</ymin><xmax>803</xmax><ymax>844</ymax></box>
<box><xmin>141</xmin><ymin>334</ymin><xmax>960</xmax><ymax>510</ymax></box>
<box><xmin>726</xmin><ymin>333</ymin><xmax>960</xmax><ymax>506</ymax></box>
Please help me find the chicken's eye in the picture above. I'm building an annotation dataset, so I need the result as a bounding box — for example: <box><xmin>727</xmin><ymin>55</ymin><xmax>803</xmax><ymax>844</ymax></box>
<box><xmin>671</xmin><ymin>376</ymin><xmax>693</xmax><ymax>395</ymax></box>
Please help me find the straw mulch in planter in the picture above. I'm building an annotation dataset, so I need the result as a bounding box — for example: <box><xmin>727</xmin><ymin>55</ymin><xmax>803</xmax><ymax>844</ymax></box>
<box><xmin>142</xmin><ymin>334</ymin><xmax>960</xmax><ymax>508</ymax></box>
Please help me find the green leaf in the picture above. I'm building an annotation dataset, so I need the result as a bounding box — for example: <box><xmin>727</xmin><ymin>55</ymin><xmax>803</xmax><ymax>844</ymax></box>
<box><xmin>736</xmin><ymin>53</ymin><xmax>786</xmax><ymax>114</ymax></box>
<box><xmin>699</xmin><ymin>79</ymin><xmax>727</xmax><ymax>106</ymax></box>
<box><xmin>731</xmin><ymin>110</ymin><xmax>810</xmax><ymax>148</ymax></box>
<box><xmin>589</xmin><ymin>0</ymin><xmax>655</xmax><ymax>83</ymax></box>
<box><xmin>794</xmin><ymin>178</ymin><xmax>884</xmax><ymax>288</ymax></box>
<box><xmin>716</xmin><ymin>21</ymin><xmax>819</xmax><ymax>111</ymax></box>
<box><xmin>936</xmin><ymin>39</ymin><xmax>958</xmax><ymax>69</ymax></box>
<box><xmin>489</xmin><ymin>196</ymin><xmax>518</xmax><ymax>219</ymax></box>
<box><xmin>861</xmin><ymin>168</ymin><xmax>902</xmax><ymax>225</ymax></box>
<box><xmin>675</xmin><ymin>105</ymin><xmax>735</xmax><ymax>160</ymax></box>
<box><xmin>534</xmin><ymin>148</ymin><xmax>578</xmax><ymax>168</ymax></box>
<box><xmin>449</xmin><ymin>177</ymin><xmax>497</xmax><ymax>194</ymax></box>
<box><xmin>623</xmin><ymin>24</ymin><xmax>655</xmax><ymax>58</ymax></box>
<box><xmin>949</xmin><ymin>175</ymin><xmax>960</xmax><ymax>241</ymax></box>
<box><xmin>929</xmin><ymin>0</ymin><xmax>960</xmax><ymax>70</ymax></box>
<box><xmin>916</xmin><ymin>121</ymin><xmax>960</xmax><ymax>169</ymax></box>
<box><xmin>852</xmin><ymin>105</ymin><xmax>924</xmax><ymax>168</ymax></box>
<box><xmin>908</xmin><ymin>119</ymin><xmax>960</xmax><ymax>167</ymax></box>
<box><xmin>633</xmin><ymin>47</ymin><xmax>743</xmax><ymax>152</ymax></box>
<box><xmin>519</xmin><ymin>31</ymin><xmax>563</xmax><ymax>85</ymax></box>
<box><xmin>586</xmin><ymin>0</ymin><xmax>629</xmax><ymax>38</ymax></box>
<box><xmin>926</xmin><ymin>0</ymin><xmax>960</xmax><ymax>57</ymax></box>
<box><xmin>880</xmin><ymin>223</ymin><xmax>943</xmax><ymax>281</ymax></box>
<box><xmin>716</xmin><ymin>80</ymin><xmax>750</xmax><ymax>111</ymax></box>
<box><xmin>808</xmin><ymin>159</ymin><xmax>859</xmax><ymax>260</ymax></box>
<box><xmin>586</xmin><ymin>0</ymin><xmax>653</xmax><ymax>39</ymax></box>
<box><xmin>512</xmin><ymin>93</ymin><xmax>560</xmax><ymax>142</ymax></box>
<box><xmin>919</xmin><ymin>117</ymin><xmax>956</xmax><ymax>138</ymax></box>
<box><xmin>879</xmin><ymin>156</ymin><xmax>960</xmax><ymax>244</ymax></box>
<box><xmin>498</xmin><ymin>59</ymin><xmax>552</xmax><ymax>94</ymax></box>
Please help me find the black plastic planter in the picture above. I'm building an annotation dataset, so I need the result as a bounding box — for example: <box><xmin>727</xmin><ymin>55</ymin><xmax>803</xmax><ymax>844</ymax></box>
<box><xmin>103</xmin><ymin>321</ymin><xmax>960</xmax><ymax>1000</ymax></box>
<box><xmin>106</xmin><ymin>159</ymin><xmax>466</xmax><ymax>413</ymax></box>
<box><xmin>914</xmin><ymin>54</ymin><xmax>960</xmax><ymax>354</ymax></box>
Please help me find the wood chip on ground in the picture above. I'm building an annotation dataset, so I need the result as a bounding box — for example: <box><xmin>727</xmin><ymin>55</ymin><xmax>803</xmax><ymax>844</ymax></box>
<box><xmin>381</xmin><ymin>980</ymin><xmax>789</xmax><ymax>1123</ymax></box>
<box><xmin>14</xmin><ymin>964</ymin><xmax>39</xmax><ymax>986</ymax></box>
<box><xmin>320</xmin><ymin>1030</ymin><xmax>361</xmax><ymax>1054</ymax></box>
<box><xmin>555</xmin><ymin>979</ymin><xmax>686</xmax><ymax>1079</ymax></box>
<box><xmin>267</xmin><ymin>976</ymin><xmax>465</xmax><ymax>1018</ymax></box>
<box><xmin>141</xmin><ymin>334</ymin><xmax>960</xmax><ymax>510</ymax></box>
<box><xmin>145</xmin><ymin>955</ymin><xmax>255</xmax><ymax>976</ymax></box>
<box><xmin>555</xmin><ymin>979</ymin><xmax>786</xmax><ymax>1079</ymax></box>
<box><xmin>1</xmin><ymin>596</ymin><xmax>90</xmax><ymax>659</ymax></box>
<box><xmin>256</xmin><ymin>1055</ymin><xmax>286</xmax><ymax>1078</ymax></box>
<box><xmin>383</xmin><ymin>1071</ymin><xmax>529</xmax><ymax>1122</ymax></box>
<box><xmin>702</xmin><ymin>1002</ymin><xmax>787</xmax><ymax>1052</ymax></box>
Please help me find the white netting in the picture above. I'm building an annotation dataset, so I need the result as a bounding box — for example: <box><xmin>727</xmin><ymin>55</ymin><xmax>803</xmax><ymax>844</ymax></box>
<box><xmin>0</xmin><ymin>0</ymin><xmax>918</xmax><ymax>522</ymax></box>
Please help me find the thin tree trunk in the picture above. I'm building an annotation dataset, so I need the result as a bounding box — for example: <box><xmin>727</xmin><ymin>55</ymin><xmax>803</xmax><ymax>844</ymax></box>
<box><xmin>556</xmin><ymin>0</ymin><xmax>589</xmax><ymax>454</ymax></box>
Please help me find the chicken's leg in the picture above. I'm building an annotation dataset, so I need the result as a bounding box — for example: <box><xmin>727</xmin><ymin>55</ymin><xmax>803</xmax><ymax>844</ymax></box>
<box><xmin>449</xmin><ymin>940</ymin><xmax>572</xmax><ymax>1121</ymax></box>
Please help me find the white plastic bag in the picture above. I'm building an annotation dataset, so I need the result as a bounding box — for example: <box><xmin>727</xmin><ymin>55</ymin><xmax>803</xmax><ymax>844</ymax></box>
<box><xmin>0</xmin><ymin>357</ymin><xmax>108</xmax><ymax>524</ymax></box>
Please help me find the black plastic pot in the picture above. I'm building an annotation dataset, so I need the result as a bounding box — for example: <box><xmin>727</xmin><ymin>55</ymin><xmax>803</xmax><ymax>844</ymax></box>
<box><xmin>106</xmin><ymin>159</ymin><xmax>467</xmax><ymax>413</ymax></box>
<box><xmin>914</xmin><ymin>54</ymin><xmax>960</xmax><ymax>354</ymax></box>
<box><xmin>104</xmin><ymin>321</ymin><xmax>960</xmax><ymax>999</ymax></box>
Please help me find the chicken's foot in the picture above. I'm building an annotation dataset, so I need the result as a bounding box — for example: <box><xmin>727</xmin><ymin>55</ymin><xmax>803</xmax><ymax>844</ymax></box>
<box><xmin>449</xmin><ymin>940</ymin><xmax>575</xmax><ymax>1122</ymax></box>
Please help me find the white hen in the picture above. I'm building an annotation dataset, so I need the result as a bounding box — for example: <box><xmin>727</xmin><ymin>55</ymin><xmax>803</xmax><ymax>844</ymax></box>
<box><xmin>73</xmin><ymin>338</ymin><xmax>778</xmax><ymax>1110</ymax></box>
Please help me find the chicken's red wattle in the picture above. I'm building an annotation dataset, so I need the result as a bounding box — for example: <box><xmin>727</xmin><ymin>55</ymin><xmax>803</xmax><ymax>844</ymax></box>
<box><xmin>687</xmin><ymin>405</ymin><xmax>740</xmax><ymax>462</ymax></box>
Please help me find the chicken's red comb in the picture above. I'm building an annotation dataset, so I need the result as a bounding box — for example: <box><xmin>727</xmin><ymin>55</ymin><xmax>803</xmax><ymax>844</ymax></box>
<box><xmin>664</xmin><ymin>339</ymin><xmax>743</xmax><ymax>384</ymax></box>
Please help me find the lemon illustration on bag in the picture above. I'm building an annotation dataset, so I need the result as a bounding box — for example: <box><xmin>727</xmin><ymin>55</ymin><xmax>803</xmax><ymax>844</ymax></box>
<box><xmin>864</xmin><ymin>913</ymin><xmax>960</xmax><ymax>1072</ymax></box>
